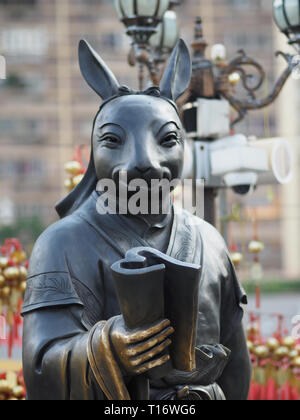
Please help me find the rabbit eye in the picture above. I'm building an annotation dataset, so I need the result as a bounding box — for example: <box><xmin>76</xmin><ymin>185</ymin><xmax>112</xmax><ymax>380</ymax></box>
<box><xmin>160</xmin><ymin>133</ymin><xmax>179</xmax><ymax>147</ymax></box>
<box><xmin>99</xmin><ymin>134</ymin><xmax>122</xmax><ymax>148</ymax></box>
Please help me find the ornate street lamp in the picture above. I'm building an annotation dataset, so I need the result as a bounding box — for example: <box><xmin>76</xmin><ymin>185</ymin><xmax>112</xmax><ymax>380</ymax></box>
<box><xmin>114</xmin><ymin>0</ymin><xmax>171</xmax><ymax>88</ymax></box>
<box><xmin>273</xmin><ymin>0</ymin><xmax>300</xmax><ymax>46</ymax></box>
<box><xmin>114</xmin><ymin>0</ymin><xmax>170</xmax><ymax>45</ymax></box>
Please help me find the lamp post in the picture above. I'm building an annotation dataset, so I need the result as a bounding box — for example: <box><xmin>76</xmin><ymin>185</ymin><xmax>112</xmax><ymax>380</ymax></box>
<box><xmin>114</xmin><ymin>0</ymin><xmax>179</xmax><ymax>89</ymax></box>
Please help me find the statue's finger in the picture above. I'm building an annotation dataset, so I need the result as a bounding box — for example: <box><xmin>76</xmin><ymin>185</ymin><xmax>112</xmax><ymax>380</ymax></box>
<box><xmin>133</xmin><ymin>354</ymin><xmax>170</xmax><ymax>375</ymax></box>
<box><xmin>126</xmin><ymin>319</ymin><xmax>171</xmax><ymax>344</ymax></box>
<box><xmin>127</xmin><ymin>326</ymin><xmax>174</xmax><ymax>356</ymax></box>
<box><xmin>130</xmin><ymin>339</ymin><xmax>171</xmax><ymax>367</ymax></box>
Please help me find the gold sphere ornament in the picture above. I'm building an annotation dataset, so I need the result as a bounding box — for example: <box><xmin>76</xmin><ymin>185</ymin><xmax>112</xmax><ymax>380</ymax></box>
<box><xmin>18</xmin><ymin>266</ymin><xmax>27</xmax><ymax>281</ymax></box>
<box><xmin>12</xmin><ymin>386</ymin><xmax>24</xmax><ymax>398</ymax></box>
<box><xmin>1</xmin><ymin>286</ymin><xmax>11</xmax><ymax>298</ymax></box>
<box><xmin>0</xmin><ymin>257</ymin><xmax>8</xmax><ymax>269</ymax></box>
<box><xmin>266</xmin><ymin>337</ymin><xmax>280</xmax><ymax>351</ymax></box>
<box><xmin>254</xmin><ymin>345</ymin><xmax>269</xmax><ymax>359</ymax></box>
<box><xmin>282</xmin><ymin>336</ymin><xmax>295</xmax><ymax>349</ymax></box>
<box><xmin>64</xmin><ymin>161</ymin><xmax>82</xmax><ymax>176</ymax></box>
<box><xmin>248</xmin><ymin>240</ymin><xmax>265</xmax><ymax>254</ymax></box>
<box><xmin>64</xmin><ymin>178</ymin><xmax>74</xmax><ymax>192</ymax></box>
<box><xmin>274</xmin><ymin>346</ymin><xmax>290</xmax><ymax>360</ymax></box>
<box><xmin>3</xmin><ymin>267</ymin><xmax>19</xmax><ymax>281</ymax></box>
<box><xmin>292</xmin><ymin>356</ymin><xmax>300</xmax><ymax>368</ymax></box>
<box><xmin>0</xmin><ymin>380</ymin><xmax>11</xmax><ymax>394</ymax></box>
<box><xmin>0</xmin><ymin>274</ymin><xmax>5</xmax><ymax>288</ymax></box>
<box><xmin>19</xmin><ymin>281</ymin><xmax>27</xmax><ymax>293</ymax></box>
<box><xmin>289</xmin><ymin>349</ymin><xmax>299</xmax><ymax>359</ymax></box>
<box><xmin>231</xmin><ymin>252</ymin><xmax>243</xmax><ymax>267</ymax></box>
<box><xmin>246</xmin><ymin>324</ymin><xmax>260</xmax><ymax>336</ymax></box>
<box><xmin>247</xmin><ymin>340</ymin><xmax>254</xmax><ymax>353</ymax></box>
<box><xmin>11</xmin><ymin>250</ymin><xmax>26</xmax><ymax>264</ymax></box>
<box><xmin>72</xmin><ymin>174</ymin><xmax>84</xmax><ymax>187</ymax></box>
<box><xmin>228</xmin><ymin>72</ymin><xmax>241</xmax><ymax>86</ymax></box>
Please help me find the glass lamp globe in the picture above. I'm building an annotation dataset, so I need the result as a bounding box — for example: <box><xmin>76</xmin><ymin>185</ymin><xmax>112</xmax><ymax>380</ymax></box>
<box><xmin>114</xmin><ymin>0</ymin><xmax>170</xmax><ymax>20</ymax></box>
<box><xmin>150</xmin><ymin>10</ymin><xmax>179</xmax><ymax>51</ymax></box>
<box><xmin>273</xmin><ymin>0</ymin><xmax>300</xmax><ymax>43</ymax></box>
<box><xmin>114</xmin><ymin>0</ymin><xmax>170</xmax><ymax>45</ymax></box>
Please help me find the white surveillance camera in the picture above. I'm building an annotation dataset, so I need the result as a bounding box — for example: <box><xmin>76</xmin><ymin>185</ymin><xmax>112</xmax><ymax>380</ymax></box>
<box><xmin>223</xmin><ymin>172</ymin><xmax>258</xmax><ymax>195</ymax></box>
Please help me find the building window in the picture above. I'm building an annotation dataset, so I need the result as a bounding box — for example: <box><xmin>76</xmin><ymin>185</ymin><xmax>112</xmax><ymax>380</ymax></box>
<box><xmin>0</xmin><ymin>0</ymin><xmax>37</xmax><ymax>5</ymax></box>
<box><xmin>0</xmin><ymin>118</ymin><xmax>45</xmax><ymax>143</ymax></box>
<box><xmin>0</xmin><ymin>28</ymin><xmax>49</xmax><ymax>57</ymax></box>
<box><xmin>0</xmin><ymin>159</ymin><xmax>44</xmax><ymax>179</ymax></box>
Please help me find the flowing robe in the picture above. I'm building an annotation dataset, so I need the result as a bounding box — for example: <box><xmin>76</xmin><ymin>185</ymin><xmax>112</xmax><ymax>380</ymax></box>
<box><xmin>22</xmin><ymin>191</ymin><xmax>248</xmax><ymax>400</ymax></box>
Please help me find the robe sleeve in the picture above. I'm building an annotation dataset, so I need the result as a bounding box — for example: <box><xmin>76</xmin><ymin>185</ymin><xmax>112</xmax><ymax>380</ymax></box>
<box><xmin>21</xmin><ymin>220</ymin><xmax>130</xmax><ymax>400</ymax></box>
<box><xmin>22</xmin><ymin>305</ymin><xmax>106</xmax><ymax>400</ymax></box>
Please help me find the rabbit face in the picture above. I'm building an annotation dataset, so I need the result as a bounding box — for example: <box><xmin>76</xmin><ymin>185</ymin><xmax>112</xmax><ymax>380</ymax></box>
<box><xmin>92</xmin><ymin>94</ymin><xmax>184</xmax><ymax>186</ymax></box>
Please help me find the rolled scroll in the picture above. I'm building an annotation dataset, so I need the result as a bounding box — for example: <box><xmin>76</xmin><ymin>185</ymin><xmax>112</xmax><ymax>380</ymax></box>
<box><xmin>111</xmin><ymin>247</ymin><xmax>201</xmax><ymax>378</ymax></box>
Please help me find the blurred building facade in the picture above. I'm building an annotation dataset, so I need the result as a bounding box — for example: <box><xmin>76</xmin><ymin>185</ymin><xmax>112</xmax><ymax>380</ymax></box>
<box><xmin>0</xmin><ymin>0</ymin><xmax>298</xmax><ymax>277</ymax></box>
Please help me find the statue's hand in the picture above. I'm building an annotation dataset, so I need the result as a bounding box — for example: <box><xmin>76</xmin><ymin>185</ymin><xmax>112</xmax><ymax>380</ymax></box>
<box><xmin>110</xmin><ymin>316</ymin><xmax>174</xmax><ymax>376</ymax></box>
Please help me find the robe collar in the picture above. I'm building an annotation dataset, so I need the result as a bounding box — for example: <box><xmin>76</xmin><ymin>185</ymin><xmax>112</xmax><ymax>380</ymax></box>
<box><xmin>76</xmin><ymin>191</ymin><xmax>202</xmax><ymax>267</ymax></box>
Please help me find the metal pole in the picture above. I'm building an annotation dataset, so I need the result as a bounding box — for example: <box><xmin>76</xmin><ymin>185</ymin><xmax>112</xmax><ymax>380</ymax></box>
<box><xmin>204</xmin><ymin>187</ymin><xmax>217</xmax><ymax>226</ymax></box>
<box><xmin>219</xmin><ymin>188</ymin><xmax>229</xmax><ymax>244</ymax></box>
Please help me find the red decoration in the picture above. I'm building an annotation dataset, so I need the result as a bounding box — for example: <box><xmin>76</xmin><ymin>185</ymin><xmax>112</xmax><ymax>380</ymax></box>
<box><xmin>247</xmin><ymin>311</ymin><xmax>300</xmax><ymax>400</ymax></box>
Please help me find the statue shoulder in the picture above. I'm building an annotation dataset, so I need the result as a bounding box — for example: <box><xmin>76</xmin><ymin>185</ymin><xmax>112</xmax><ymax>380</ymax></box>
<box><xmin>28</xmin><ymin>215</ymin><xmax>87</xmax><ymax>276</ymax></box>
<box><xmin>178</xmin><ymin>209</ymin><xmax>227</xmax><ymax>254</ymax></box>
<box><xmin>198</xmin><ymin>219</ymin><xmax>227</xmax><ymax>254</ymax></box>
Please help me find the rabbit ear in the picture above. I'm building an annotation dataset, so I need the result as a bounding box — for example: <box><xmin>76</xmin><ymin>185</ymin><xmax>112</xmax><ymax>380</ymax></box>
<box><xmin>160</xmin><ymin>39</ymin><xmax>191</xmax><ymax>102</ymax></box>
<box><xmin>78</xmin><ymin>39</ymin><xmax>120</xmax><ymax>100</ymax></box>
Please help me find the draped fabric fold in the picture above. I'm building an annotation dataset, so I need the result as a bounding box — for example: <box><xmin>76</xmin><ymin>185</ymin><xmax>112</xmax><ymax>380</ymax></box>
<box><xmin>87</xmin><ymin>318</ymin><xmax>131</xmax><ymax>400</ymax></box>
